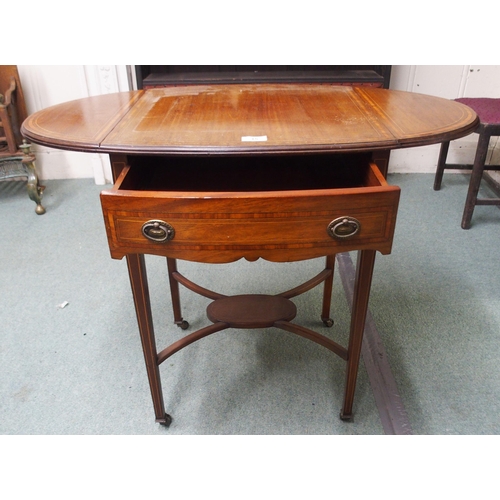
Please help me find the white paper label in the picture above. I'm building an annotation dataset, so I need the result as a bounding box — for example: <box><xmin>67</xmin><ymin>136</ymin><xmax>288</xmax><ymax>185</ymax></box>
<box><xmin>241</xmin><ymin>135</ymin><xmax>268</xmax><ymax>142</ymax></box>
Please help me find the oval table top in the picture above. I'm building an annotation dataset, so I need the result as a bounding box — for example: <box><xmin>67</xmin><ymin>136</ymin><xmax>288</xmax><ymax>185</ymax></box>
<box><xmin>21</xmin><ymin>84</ymin><xmax>479</xmax><ymax>156</ymax></box>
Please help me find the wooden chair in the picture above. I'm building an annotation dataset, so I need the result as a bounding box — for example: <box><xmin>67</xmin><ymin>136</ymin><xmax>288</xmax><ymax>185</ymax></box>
<box><xmin>433</xmin><ymin>97</ymin><xmax>500</xmax><ymax>229</ymax></box>
<box><xmin>0</xmin><ymin>65</ymin><xmax>45</xmax><ymax>214</ymax></box>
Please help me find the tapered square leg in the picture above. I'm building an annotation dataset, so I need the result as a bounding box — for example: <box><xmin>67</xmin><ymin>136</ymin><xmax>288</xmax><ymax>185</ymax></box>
<box><xmin>321</xmin><ymin>255</ymin><xmax>335</xmax><ymax>327</ymax></box>
<box><xmin>340</xmin><ymin>249</ymin><xmax>377</xmax><ymax>421</ymax></box>
<box><xmin>167</xmin><ymin>257</ymin><xmax>189</xmax><ymax>330</ymax></box>
<box><xmin>127</xmin><ymin>254</ymin><xmax>171</xmax><ymax>425</ymax></box>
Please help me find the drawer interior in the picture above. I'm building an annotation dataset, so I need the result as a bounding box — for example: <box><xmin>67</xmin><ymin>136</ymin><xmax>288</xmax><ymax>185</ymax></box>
<box><xmin>118</xmin><ymin>153</ymin><xmax>384</xmax><ymax>193</ymax></box>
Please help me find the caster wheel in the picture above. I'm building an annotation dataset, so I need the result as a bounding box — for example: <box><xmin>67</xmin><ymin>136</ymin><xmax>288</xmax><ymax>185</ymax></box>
<box><xmin>158</xmin><ymin>414</ymin><xmax>173</xmax><ymax>427</ymax></box>
<box><xmin>322</xmin><ymin>318</ymin><xmax>334</xmax><ymax>327</ymax></box>
<box><xmin>177</xmin><ymin>320</ymin><xmax>189</xmax><ymax>330</ymax></box>
<box><xmin>339</xmin><ymin>411</ymin><xmax>353</xmax><ymax>422</ymax></box>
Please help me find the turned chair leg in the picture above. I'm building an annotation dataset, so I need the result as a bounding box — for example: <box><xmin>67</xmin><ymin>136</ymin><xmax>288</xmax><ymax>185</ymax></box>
<box><xmin>433</xmin><ymin>141</ymin><xmax>450</xmax><ymax>191</ymax></box>
<box><xmin>461</xmin><ymin>132</ymin><xmax>491</xmax><ymax>230</ymax></box>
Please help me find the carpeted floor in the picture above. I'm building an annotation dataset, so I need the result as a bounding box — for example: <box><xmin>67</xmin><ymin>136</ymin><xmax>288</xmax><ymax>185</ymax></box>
<box><xmin>1</xmin><ymin>172</ymin><xmax>499</xmax><ymax>435</ymax></box>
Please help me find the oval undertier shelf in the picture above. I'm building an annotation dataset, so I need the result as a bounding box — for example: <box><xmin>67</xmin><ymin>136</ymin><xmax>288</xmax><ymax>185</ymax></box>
<box><xmin>207</xmin><ymin>294</ymin><xmax>297</xmax><ymax>328</ymax></box>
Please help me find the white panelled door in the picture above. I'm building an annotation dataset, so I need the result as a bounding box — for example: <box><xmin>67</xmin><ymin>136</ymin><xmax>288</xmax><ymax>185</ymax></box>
<box><xmin>389</xmin><ymin>65</ymin><xmax>500</xmax><ymax>173</ymax></box>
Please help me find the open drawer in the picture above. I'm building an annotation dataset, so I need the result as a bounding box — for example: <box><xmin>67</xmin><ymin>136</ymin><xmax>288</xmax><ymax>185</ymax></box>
<box><xmin>100</xmin><ymin>153</ymin><xmax>400</xmax><ymax>263</ymax></box>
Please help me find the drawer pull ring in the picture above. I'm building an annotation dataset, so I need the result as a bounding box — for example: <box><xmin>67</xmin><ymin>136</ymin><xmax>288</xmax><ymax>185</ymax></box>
<box><xmin>142</xmin><ymin>220</ymin><xmax>175</xmax><ymax>243</ymax></box>
<box><xmin>327</xmin><ymin>217</ymin><xmax>361</xmax><ymax>239</ymax></box>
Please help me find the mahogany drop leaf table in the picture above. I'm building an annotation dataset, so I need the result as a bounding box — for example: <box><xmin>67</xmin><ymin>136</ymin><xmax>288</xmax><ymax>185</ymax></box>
<box><xmin>22</xmin><ymin>84</ymin><xmax>478</xmax><ymax>426</ymax></box>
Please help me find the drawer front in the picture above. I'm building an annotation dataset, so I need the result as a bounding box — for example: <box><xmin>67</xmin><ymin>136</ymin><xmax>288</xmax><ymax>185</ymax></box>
<box><xmin>101</xmin><ymin>188</ymin><xmax>400</xmax><ymax>262</ymax></box>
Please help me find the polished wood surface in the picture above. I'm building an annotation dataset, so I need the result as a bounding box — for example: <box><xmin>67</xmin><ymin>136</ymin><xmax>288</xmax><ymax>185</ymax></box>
<box><xmin>21</xmin><ymin>91</ymin><xmax>143</xmax><ymax>152</ymax></box>
<box><xmin>1</xmin><ymin>65</ymin><xmax>28</xmax><ymax>152</ymax></box>
<box><xmin>22</xmin><ymin>85</ymin><xmax>479</xmax><ymax>155</ymax></box>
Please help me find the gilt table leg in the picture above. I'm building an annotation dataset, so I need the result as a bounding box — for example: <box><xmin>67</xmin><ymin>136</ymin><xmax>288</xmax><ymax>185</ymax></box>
<box><xmin>127</xmin><ymin>254</ymin><xmax>171</xmax><ymax>426</ymax></box>
<box><xmin>340</xmin><ymin>249</ymin><xmax>377</xmax><ymax>421</ymax></box>
<box><xmin>20</xmin><ymin>142</ymin><xmax>45</xmax><ymax>214</ymax></box>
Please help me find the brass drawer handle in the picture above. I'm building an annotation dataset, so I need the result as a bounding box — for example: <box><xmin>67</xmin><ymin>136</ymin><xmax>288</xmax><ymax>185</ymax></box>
<box><xmin>142</xmin><ymin>220</ymin><xmax>175</xmax><ymax>243</ymax></box>
<box><xmin>327</xmin><ymin>217</ymin><xmax>361</xmax><ymax>239</ymax></box>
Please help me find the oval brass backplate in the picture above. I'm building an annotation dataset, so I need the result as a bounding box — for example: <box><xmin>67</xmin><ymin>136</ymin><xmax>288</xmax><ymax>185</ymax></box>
<box><xmin>141</xmin><ymin>220</ymin><xmax>175</xmax><ymax>243</ymax></box>
<box><xmin>327</xmin><ymin>217</ymin><xmax>361</xmax><ymax>239</ymax></box>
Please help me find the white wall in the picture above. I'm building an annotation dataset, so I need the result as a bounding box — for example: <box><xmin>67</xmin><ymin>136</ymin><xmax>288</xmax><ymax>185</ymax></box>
<box><xmin>389</xmin><ymin>65</ymin><xmax>500</xmax><ymax>173</ymax></box>
<box><xmin>18</xmin><ymin>65</ymin><xmax>130</xmax><ymax>184</ymax></box>
<box><xmin>17</xmin><ymin>65</ymin><xmax>500</xmax><ymax>181</ymax></box>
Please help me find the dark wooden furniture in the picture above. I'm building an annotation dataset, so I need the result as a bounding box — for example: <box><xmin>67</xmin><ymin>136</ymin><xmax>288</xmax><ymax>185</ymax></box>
<box><xmin>0</xmin><ymin>65</ymin><xmax>45</xmax><ymax>214</ymax></box>
<box><xmin>434</xmin><ymin>97</ymin><xmax>500</xmax><ymax>229</ymax></box>
<box><xmin>22</xmin><ymin>85</ymin><xmax>478</xmax><ymax>426</ymax></box>
<box><xmin>136</xmin><ymin>65</ymin><xmax>392</xmax><ymax>90</ymax></box>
